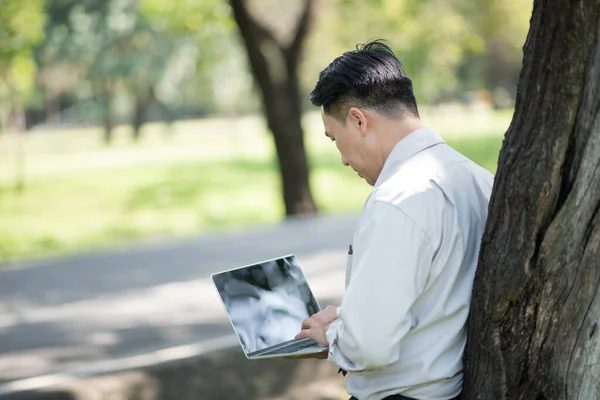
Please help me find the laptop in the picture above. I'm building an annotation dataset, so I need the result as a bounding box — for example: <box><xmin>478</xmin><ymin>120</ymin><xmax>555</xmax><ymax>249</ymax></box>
<box><xmin>211</xmin><ymin>254</ymin><xmax>328</xmax><ymax>359</ymax></box>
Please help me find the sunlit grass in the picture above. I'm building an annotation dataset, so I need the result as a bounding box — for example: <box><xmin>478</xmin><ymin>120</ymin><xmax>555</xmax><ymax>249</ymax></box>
<box><xmin>0</xmin><ymin>108</ymin><xmax>510</xmax><ymax>263</ymax></box>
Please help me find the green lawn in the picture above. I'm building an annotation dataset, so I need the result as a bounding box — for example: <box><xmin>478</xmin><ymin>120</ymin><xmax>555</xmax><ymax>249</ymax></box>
<box><xmin>0</xmin><ymin>108</ymin><xmax>509</xmax><ymax>263</ymax></box>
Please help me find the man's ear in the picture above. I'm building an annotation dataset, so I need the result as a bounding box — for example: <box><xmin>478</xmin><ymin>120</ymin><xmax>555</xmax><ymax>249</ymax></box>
<box><xmin>347</xmin><ymin>107</ymin><xmax>368</xmax><ymax>136</ymax></box>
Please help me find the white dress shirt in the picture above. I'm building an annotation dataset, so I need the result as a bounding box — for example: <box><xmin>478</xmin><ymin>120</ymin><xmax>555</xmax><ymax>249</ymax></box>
<box><xmin>325</xmin><ymin>127</ymin><xmax>494</xmax><ymax>400</ymax></box>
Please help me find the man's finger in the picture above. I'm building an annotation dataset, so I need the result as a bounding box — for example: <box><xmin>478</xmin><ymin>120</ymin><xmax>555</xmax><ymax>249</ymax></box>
<box><xmin>295</xmin><ymin>329</ymin><xmax>310</xmax><ymax>340</ymax></box>
<box><xmin>301</xmin><ymin>318</ymin><xmax>313</xmax><ymax>330</ymax></box>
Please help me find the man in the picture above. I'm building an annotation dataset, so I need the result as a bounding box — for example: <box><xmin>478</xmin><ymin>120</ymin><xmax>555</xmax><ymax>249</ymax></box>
<box><xmin>293</xmin><ymin>40</ymin><xmax>494</xmax><ymax>400</ymax></box>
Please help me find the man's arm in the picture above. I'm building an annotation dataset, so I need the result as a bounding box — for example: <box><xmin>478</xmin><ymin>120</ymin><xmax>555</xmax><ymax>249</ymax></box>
<box><xmin>325</xmin><ymin>201</ymin><xmax>433</xmax><ymax>370</ymax></box>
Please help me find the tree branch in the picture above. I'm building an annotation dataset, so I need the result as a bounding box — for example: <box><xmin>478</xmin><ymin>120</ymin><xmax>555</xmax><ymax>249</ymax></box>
<box><xmin>285</xmin><ymin>0</ymin><xmax>315</xmax><ymax>63</ymax></box>
<box><xmin>228</xmin><ymin>0</ymin><xmax>275</xmax><ymax>94</ymax></box>
<box><xmin>229</xmin><ymin>0</ymin><xmax>278</xmax><ymax>46</ymax></box>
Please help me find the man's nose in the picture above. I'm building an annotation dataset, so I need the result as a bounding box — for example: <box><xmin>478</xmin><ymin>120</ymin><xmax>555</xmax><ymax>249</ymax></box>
<box><xmin>341</xmin><ymin>156</ymin><xmax>350</xmax><ymax>167</ymax></box>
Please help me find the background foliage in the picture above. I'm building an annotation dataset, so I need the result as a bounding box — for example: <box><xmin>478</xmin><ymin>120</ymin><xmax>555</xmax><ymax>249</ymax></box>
<box><xmin>0</xmin><ymin>0</ymin><xmax>531</xmax><ymax>262</ymax></box>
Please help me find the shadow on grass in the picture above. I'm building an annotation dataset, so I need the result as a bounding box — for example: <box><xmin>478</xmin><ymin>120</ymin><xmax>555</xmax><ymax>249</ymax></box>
<box><xmin>124</xmin><ymin>157</ymin><xmax>279</xmax><ymax>211</ymax></box>
<box><xmin>125</xmin><ymin>134</ymin><xmax>502</xmax><ymax>212</ymax></box>
<box><xmin>124</xmin><ymin>151</ymin><xmax>348</xmax><ymax>212</ymax></box>
<box><xmin>0</xmin><ymin>134</ymin><xmax>502</xmax><ymax>264</ymax></box>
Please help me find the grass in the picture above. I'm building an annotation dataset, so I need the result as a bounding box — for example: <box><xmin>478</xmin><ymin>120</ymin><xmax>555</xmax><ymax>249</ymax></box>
<box><xmin>0</xmin><ymin>108</ymin><xmax>510</xmax><ymax>264</ymax></box>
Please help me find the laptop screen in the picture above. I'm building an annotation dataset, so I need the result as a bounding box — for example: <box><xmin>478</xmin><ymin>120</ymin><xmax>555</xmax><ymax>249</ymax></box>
<box><xmin>212</xmin><ymin>254</ymin><xmax>320</xmax><ymax>354</ymax></box>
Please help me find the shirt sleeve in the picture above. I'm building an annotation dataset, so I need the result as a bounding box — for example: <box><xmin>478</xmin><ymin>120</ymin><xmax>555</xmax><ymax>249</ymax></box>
<box><xmin>326</xmin><ymin>201</ymin><xmax>433</xmax><ymax>371</ymax></box>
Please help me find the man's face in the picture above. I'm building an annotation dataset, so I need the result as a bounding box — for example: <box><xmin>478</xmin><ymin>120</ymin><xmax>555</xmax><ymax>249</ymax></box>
<box><xmin>322</xmin><ymin>112</ymin><xmax>374</xmax><ymax>185</ymax></box>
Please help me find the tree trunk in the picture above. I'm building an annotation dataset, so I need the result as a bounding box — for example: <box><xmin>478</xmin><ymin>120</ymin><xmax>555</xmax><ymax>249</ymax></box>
<box><xmin>103</xmin><ymin>99</ymin><xmax>113</xmax><ymax>145</ymax></box>
<box><xmin>229</xmin><ymin>0</ymin><xmax>318</xmax><ymax>216</ymax></box>
<box><xmin>132</xmin><ymin>95</ymin><xmax>150</xmax><ymax>142</ymax></box>
<box><xmin>45</xmin><ymin>90</ymin><xmax>60</xmax><ymax>124</ymax></box>
<box><xmin>101</xmin><ymin>80</ymin><xmax>114</xmax><ymax>145</ymax></box>
<box><xmin>10</xmin><ymin>103</ymin><xmax>26</xmax><ymax>193</ymax></box>
<box><xmin>464</xmin><ymin>0</ymin><xmax>600</xmax><ymax>399</ymax></box>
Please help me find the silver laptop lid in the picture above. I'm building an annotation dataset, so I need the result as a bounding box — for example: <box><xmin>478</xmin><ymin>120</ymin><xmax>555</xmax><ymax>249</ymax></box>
<box><xmin>211</xmin><ymin>254</ymin><xmax>321</xmax><ymax>356</ymax></box>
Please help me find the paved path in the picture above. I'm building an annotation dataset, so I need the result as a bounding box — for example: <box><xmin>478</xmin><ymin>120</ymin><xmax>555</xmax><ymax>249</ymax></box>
<box><xmin>0</xmin><ymin>213</ymin><xmax>358</xmax><ymax>387</ymax></box>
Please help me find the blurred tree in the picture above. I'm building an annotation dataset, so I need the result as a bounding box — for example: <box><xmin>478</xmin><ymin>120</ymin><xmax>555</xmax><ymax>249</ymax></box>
<box><xmin>91</xmin><ymin>17</ymin><xmax>182</xmax><ymax>142</ymax></box>
<box><xmin>229</xmin><ymin>0</ymin><xmax>318</xmax><ymax>216</ymax></box>
<box><xmin>37</xmin><ymin>0</ymin><xmax>137</xmax><ymax>143</ymax></box>
<box><xmin>37</xmin><ymin>0</ymin><xmax>199</xmax><ymax>143</ymax></box>
<box><xmin>459</xmin><ymin>0</ymin><xmax>532</xmax><ymax>107</ymax></box>
<box><xmin>464</xmin><ymin>0</ymin><xmax>600</xmax><ymax>398</ymax></box>
<box><xmin>30</xmin><ymin>0</ymin><xmax>533</xmax><ymax>139</ymax></box>
<box><xmin>313</xmin><ymin>0</ymin><xmax>483</xmax><ymax>103</ymax></box>
<box><xmin>307</xmin><ymin>0</ymin><xmax>530</xmax><ymax>105</ymax></box>
<box><xmin>0</xmin><ymin>0</ymin><xmax>46</xmax><ymax>193</ymax></box>
<box><xmin>0</xmin><ymin>0</ymin><xmax>46</xmax><ymax>131</ymax></box>
<box><xmin>138</xmin><ymin>0</ymin><xmax>245</xmax><ymax>116</ymax></box>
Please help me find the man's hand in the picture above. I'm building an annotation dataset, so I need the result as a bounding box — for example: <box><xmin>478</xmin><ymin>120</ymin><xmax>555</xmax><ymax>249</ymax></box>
<box><xmin>295</xmin><ymin>305</ymin><xmax>338</xmax><ymax>345</ymax></box>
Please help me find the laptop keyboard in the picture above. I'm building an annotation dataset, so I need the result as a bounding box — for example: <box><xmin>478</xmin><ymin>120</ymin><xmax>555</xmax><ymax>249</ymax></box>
<box><xmin>249</xmin><ymin>338</ymin><xmax>322</xmax><ymax>356</ymax></box>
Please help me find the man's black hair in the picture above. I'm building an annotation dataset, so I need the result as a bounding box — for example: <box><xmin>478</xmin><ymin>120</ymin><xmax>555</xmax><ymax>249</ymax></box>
<box><xmin>308</xmin><ymin>39</ymin><xmax>419</xmax><ymax>122</ymax></box>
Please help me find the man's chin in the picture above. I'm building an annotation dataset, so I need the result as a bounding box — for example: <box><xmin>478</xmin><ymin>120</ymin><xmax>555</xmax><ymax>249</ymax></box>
<box><xmin>362</xmin><ymin>176</ymin><xmax>376</xmax><ymax>186</ymax></box>
<box><xmin>354</xmin><ymin>170</ymin><xmax>374</xmax><ymax>185</ymax></box>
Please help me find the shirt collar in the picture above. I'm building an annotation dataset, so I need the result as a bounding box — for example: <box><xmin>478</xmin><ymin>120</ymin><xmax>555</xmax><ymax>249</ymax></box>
<box><xmin>374</xmin><ymin>127</ymin><xmax>446</xmax><ymax>188</ymax></box>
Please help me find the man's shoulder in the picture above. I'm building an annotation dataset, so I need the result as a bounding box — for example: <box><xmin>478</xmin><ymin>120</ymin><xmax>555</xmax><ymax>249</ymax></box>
<box><xmin>370</xmin><ymin>157</ymin><xmax>447</xmax><ymax>213</ymax></box>
<box><xmin>376</xmin><ymin>143</ymin><xmax>493</xmax><ymax>200</ymax></box>
<box><xmin>361</xmin><ymin>182</ymin><xmax>442</xmax><ymax>241</ymax></box>
<box><xmin>365</xmin><ymin>145</ymin><xmax>493</xmax><ymax>234</ymax></box>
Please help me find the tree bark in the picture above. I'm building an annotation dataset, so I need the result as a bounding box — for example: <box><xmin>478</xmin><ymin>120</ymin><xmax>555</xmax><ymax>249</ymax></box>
<box><xmin>464</xmin><ymin>0</ymin><xmax>600</xmax><ymax>399</ymax></box>
<box><xmin>229</xmin><ymin>0</ymin><xmax>318</xmax><ymax>216</ymax></box>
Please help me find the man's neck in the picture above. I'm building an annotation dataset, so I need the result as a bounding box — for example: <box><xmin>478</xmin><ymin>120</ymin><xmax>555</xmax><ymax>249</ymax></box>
<box><xmin>377</xmin><ymin>116</ymin><xmax>425</xmax><ymax>165</ymax></box>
